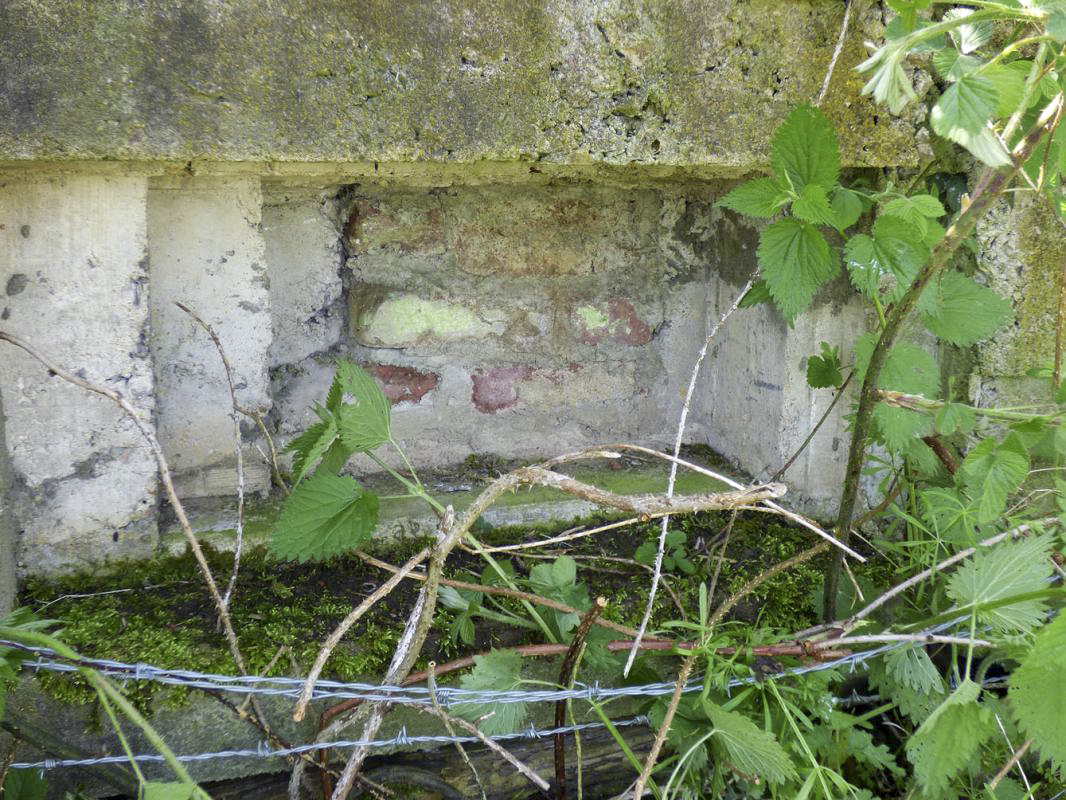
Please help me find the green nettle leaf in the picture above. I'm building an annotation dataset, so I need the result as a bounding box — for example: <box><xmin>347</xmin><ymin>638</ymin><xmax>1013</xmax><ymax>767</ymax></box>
<box><xmin>770</xmin><ymin>104</ymin><xmax>840</xmax><ymax>191</ymax></box>
<box><xmin>286</xmin><ymin>418</ymin><xmax>339</xmax><ymax>486</ymax></box>
<box><xmin>906</xmin><ymin>679</ymin><xmax>994</xmax><ymax>795</ymax></box>
<box><xmin>959</xmin><ymin>437</ymin><xmax>1030</xmax><ymax>524</ymax></box>
<box><xmin>854</xmin><ymin>335</ymin><xmax>940</xmax><ymax>452</ymax></box>
<box><xmin>806</xmin><ymin>341</ymin><xmax>844</xmax><ymax>389</ymax></box>
<box><xmin>738</xmin><ymin>278</ymin><xmax>774</xmax><ymax>309</ymax></box>
<box><xmin>918</xmin><ymin>270</ymin><xmax>1013</xmax><ymax>346</ymax></box>
<box><xmin>142</xmin><ymin>783</ymin><xmax>197</xmax><ymax>800</ymax></box>
<box><xmin>705</xmin><ymin>702</ymin><xmax>798</xmax><ymax>785</ymax></box>
<box><xmin>757</xmin><ymin>218</ymin><xmax>838</xmax><ymax>323</ymax></box>
<box><xmin>335</xmin><ymin>361</ymin><xmax>391</xmax><ymax>453</ymax></box>
<box><xmin>717</xmin><ymin>178</ymin><xmax>789</xmax><ymax>218</ymax></box>
<box><xmin>270</xmin><ymin>472</ymin><xmax>380</xmax><ymax>562</ymax></box>
<box><xmin>1010</xmin><ymin>612</ymin><xmax>1066</xmax><ymax>769</ymax></box>
<box><xmin>886</xmin><ymin>645</ymin><xmax>944</xmax><ymax>695</ymax></box>
<box><xmin>947</xmin><ymin>534</ymin><xmax>1053</xmax><ymax>633</ymax></box>
<box><xmin>791</xmin><ymin>184</ymin><xmax>837</xmax><ymax>227</ymax></box>
<box><xmin>831</xmin><ymin>187</ymin><xmax>864</xmax><ymax>231</ymax></box>
<box><xmin>921</xmin><ymin>487</ymin><xmax>981</xmax><ymax>547</ymax></box>
<box><xmin>453</xmin><ymin>649</ymin><xmax>527</xmax><ymax>736</ymax></box>
<box><xmin>845</xmin><ymin>216</ymin><xmax>929</xmax><ymax>302</ymax></box>
<box><xmin>934</xmin><ymin>401</ymin><xmax>976</xmax><ymax>435</ymax></box>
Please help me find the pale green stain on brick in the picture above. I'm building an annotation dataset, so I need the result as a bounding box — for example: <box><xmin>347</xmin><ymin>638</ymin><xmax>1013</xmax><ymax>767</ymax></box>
<box><xmin>363</xmin><ymin>295</ymin><xmax>493</xmax><ymax>346</ymax></box>
<box><xmin>576</xmin><ymin>304</ymin><xmax>610</xmax><ymax>332</ymax></box>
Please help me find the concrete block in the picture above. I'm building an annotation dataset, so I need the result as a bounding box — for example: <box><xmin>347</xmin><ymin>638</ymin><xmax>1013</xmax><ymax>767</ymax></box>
<box><xmin>262</xmin><ymin>186</ymin><xmax>345</xmax><ymax>368</ymax></box>
<box><xmin>354</xmin><ymin>292</ymin><xmax>507</xmax><ymax>348</ymax></box>
<box><xmin>147</xmin><ymin>176</ymin><xmax>272</xmax><ymax>498</ymax></box>
<box><xmin>0</xmin><ymin>173</ymin><xmax>158</xmax><ymax>571</ymax></box>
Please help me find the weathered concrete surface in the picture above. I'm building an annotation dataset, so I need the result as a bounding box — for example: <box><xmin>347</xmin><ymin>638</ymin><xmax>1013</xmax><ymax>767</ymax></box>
<box><xmin>0</xmin><ymin>174</ymin><xmax>158</xmax><ymax>573</ymax></box>
<box><xmin>0</xmin><ymin>389</ymin><xmax>15</xmax><ymax>612</ymax></box>
<box><xmin>972</xmin><ymin>195</ymin><xmax>1066</xmax><ymax>409</ymax></box>
<box><xmin>147</xmin><ymin>175</ymin><xmax>272</xmax><ymax>498</ymax></box>
<box><xmin>0</xmin><ymin>1</ymin><xmax>923</xmax><ymax>169</ymax></box>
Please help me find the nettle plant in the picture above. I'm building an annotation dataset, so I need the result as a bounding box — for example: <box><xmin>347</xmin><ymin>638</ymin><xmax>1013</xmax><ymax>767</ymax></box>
<box><xmin>259</xmin><ymin>4</ymin><xmax>1066</xmax><ymax>798</ymax></box>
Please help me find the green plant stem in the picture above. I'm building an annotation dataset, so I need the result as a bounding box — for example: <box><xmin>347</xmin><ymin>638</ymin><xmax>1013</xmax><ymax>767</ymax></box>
<box><xmin>389</xmin><ymin>436</ymin><xmax>425</xmax><ymax>490</ymax></box>
<box><xmin>769</xmin><ymin>682</ymin><xmax>832</xmax><ymax>798</ymax></box>
<box><xmin>0</xmin><ymin>626</ymin><xmax>204</xmax><ymax>794</ymax></box>
<box><xmin>366</xmin><ymin>450</ymin><xmax>447</xmax><ymax>515</ymax></box>
<box><xmin>964</xmin><ymin>610</ymin><xmax>979</xmax><ymax>682</ymax></box>
<box><xmin>96</xmin><ymin>692</ymin><xmax>146</xmax><ymax>786</ymax></box>
<box><xmin>463</xmin><ymin>533</ymin><xmax>556</xmax><ymax>642</ymax></box>
<box><xmin>823</xmin><ymin>94</ymin><xmax>1062</xmax><ymax>621</ymax></box>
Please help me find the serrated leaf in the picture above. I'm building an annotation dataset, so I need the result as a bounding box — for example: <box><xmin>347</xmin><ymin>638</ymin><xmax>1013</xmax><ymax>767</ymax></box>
<box><xmin>921</xmin><ymin>486</ymin><xmax>982</xmax><ymax>547</ymax></box>
<box><xmin>945</xmin><ymin>7</ymin><xmax>994</xmax><ymax>54</ymax></box>
<box><xmin>883</xmin><ymin>197</ymin><xmax>930</xmax><ymax>237</ymax></box>
<box><xmin>705</xmin><ymin>701</ymin><xmax>798</xmax><ymax>785</ymax></box>
<box><xmin>955</xmin><ymin>123</ymin><xmax>1013</xmax><ymax>167</ymax></box>
<box><xmin>270</xmin><ymin>472</ymin><xmax>379</xmax><ymax>562</ymax></box>
<box><xmin>845</xmin><ymin>216</ymin><xmax>929</xmax><ymax>302</ymax></box>
<box><xmin>334</xmin><ymin>361</ymin><xmax>391</xmax><ymax>453</ymax></box>
<box><xmin>935</xmin><ymin>401</ymin><xmax>976</xmax><ymax>435</ymax></box>
<box><xmin>757</xmin><ymin>218</ymin><xmax>838</xmax><ymax>323</ymax></box>
<box><xmin>806</xmin><ymin>341</ymin><xmax>844</xmax><ymax>388</ymax></box>
<box><xmin>933</xmin><ymin>48</ymin><xmax>982</xmax><ymax>81</ymax></box>
<box><xmin>918</xmin><ymin>270</ymin><xmax>1013</xmax><ymax>346</ymax></box>
<box><xmin>886</xmin><ymin>0</ymin><xmax>933</xmax><ymax>32</ymax></box>
<box><xmin>718</xmin><ymin>178</ymin><xmax>789</xmax><ymax>218</ymax></box>
<box><xmin>869</xmin><ymin>658</ymin><xmax>945</xmax><ymax>724</ymax></box>
<box><xmin>286</xmin><ymin>418</ymin><xmax>339</xmax><ymax>486</ymax></box>
<box><xmin>932</xmin><ymin>74</ymin><xmax>999</xmax><ymax>138</ymax></box>
<box><xmin>143</xmin><ymin>782</ymin><xmax>197</xmax><ymax>800</ymax></box>
<box><xmin>886</xmin><ymin>645</ymin><xmax>945</xmax><ymax>695</ymax></box>
<box><xmin>770</xmin><ymin>105</ymin><xmax>840</xmax><ymax>192</ymax></box>
<box><xmin>792</xmin><ymin>184</ymin><xmax>837</xmax><ymax>227</ymax></box>
<box><xmin>984</xmin><ymin>64</ymin><xmax>1027</xmax><ymax>118</ymax></box>
<box><xmin>453</xmin><ymin>649</ymin><xmax>527</xmax><ymax>735</ymax></box>
<box><xmin>1048</xmin><ymin>9</ymin><xmax>1066</xmax><ymax>43</ymax></box>
<box><xmin>1010</xmin><ymin>611</ymin><xmax>1066</xmax><ymax>769</ymax></box>
<box><xmin>831</xmin><ymin>187</ymin><xmax>863</xmax><ymax>231</ymax></box>
<box><xmin>859</xmin><ymin>43</ymin><xmax>917</xmax><ymax>113</ymax></box>
<box><xmin>738</xmin><ymin>278</ymin><xmax>773</xmax><ymax>309</ymax></box>
<box><xmin>906</xmin><ymin>679</ymin><xmax>994</xmax><ymax>795</ymax></box>
<box><xmin>959</xmin><ymin>437</ymin><xmax>1030</xmax><ymax>524</ymax></box>
<box><xmin>947</xmin><ymin>533</ymin><xmax>1053</xmax><ymax>632</ymax></box>
<box><xmin>1</xmin><ymin>769</ymin><xmax>47</xmax><ymax>800</ymax></box>
<box><xmin>854</xmin><ymin>335</ymin><xmax>939</xmax><ymax>452</ymax></box>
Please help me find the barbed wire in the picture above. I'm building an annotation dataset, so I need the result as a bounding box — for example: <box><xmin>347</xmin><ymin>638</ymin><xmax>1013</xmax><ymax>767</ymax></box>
<box><xmin>5</xmin><ymin>619</ymin><xmax>965</xmax><ymax>772</ymax></box>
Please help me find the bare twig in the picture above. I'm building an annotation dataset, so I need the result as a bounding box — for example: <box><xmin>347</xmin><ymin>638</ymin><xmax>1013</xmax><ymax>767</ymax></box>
<box><xmin>174</xmin><ymin>302</ymin><xmax>246</xmax><ymax>612</ymax></box>
<box><xmin>625</xmin><ymin>273</ymin><xmax>759</xmax><ymax>678</ymax></box>
<box><xmin>770</xmin><ymin>372</ymin><xmax>853</xmax><ymax>482</ymax></box>
<box><xmin>413</xmin><ymin>703</ymin><xmax>552</xmax><ymax>793</ymax></box>
<box><xmin>709</xmin><ymin>542</ymin><xmax>830</xmax><ymax>628</ymax></box>
<box><xmin>293</xmin><ymin>546</ymin><xmax>432</xmax><ymax>722</ymax></box>
<box><xmin>815</xmin><ymin>0</ymin><xmax>855</xmax><ymax>106</ymax></box>
<box><xmin>991</xmin><ymin>713</ymin><xmax>1033</xmax><ymax>794</ymax></box>
<box><xmin>556</xmin><ymin>597</ymin><xmax>608</xmax><ymax>800</ymax></box>
<box><xmin>477</xmin><ymin>515</ymin><xmax>644</xmax><ymax>553</ymax></box>
<box><xmin>428</xmin><ymin>662</ymin><xmax>486</xmax><ymax>800</ymax></box>
<box><xmin>0</xmin><ymin>330</ymin><xmax>272</xmax><ymax>735</ymax></box>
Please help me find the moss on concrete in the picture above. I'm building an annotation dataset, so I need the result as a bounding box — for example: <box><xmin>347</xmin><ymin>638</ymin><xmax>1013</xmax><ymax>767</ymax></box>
<box><xmin>0</xmin><ymin>1</ymin><xmax>921</xmax><ymax>168</ymax></box>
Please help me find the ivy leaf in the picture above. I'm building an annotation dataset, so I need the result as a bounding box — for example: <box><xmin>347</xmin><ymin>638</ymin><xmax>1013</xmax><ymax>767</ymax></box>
<box><xmin>886</xmin><ymin>645</ymin><xmax>944</xmax><ymax>695</ymax></box>
<box><xmin>934</xmin><ymin>402</ymin><xmax>976</xmax><ymax>435</ymax></box>
<box><xmin>854</xmin><ymin>335</ymin><xmax>939</xmax><ymax>452</ymax></box>
<box><xmin>718</xmin><ymin>178</ymin><xmax>789</xmax><ymax>218</ymax></box>
<box><xmin>143</xmin><ymin>783</ymin><xmax>197</xmax><ymax>800</ymax></box>
<box><xmin>947</xmin><ymin>533</ymin><xmax>1053</xmax><ymax>633</ymax></box>
<box><xmin>918</xmin><ymin>270</ymin><xmax>1013</xmax><ymax>346</ymax></box>
<box><xmin>286</xmin><ymin>418</ymin><xmax>339</xmax><ymax>486</ymax></box>
<box><xmin>738</xmin><ymin>278</ymin><xmax>773</xmax><ymax>309</ymax></box>
<box><xmin>959</xmin><ymin>436</ymin><xmax>1030</xmax><ymax>523</ymax></box>
<box><xmin>806</xmin><ymin>341</ymin><xmax>844</xmax><ymax>389</ymax></box>
<box><xmin>770</xmin><ymin>104</ymin><xmax>840</xmax><ymax>192</ymax></box>
<box><xmin>757</xmin><ymin>218</ymin><xmax>838</xmax><ymax>323</ymax></box>
<box><xmin>906</xmin><ymin>679</ymin><xmax>994</xmax><ymax>795</ymax></box>
<box><xmin>453</xmin><ymin>649</ymin><xmax>527</xmax><ymax>736</ymax></box>
<box><xmin>1010</xmin><ymin>611</ymin><xmax>1066</xmax><ymax>769</ymax></box>
<box><xmin>705</xmin><ymin>701</ymin><xmax>798</xmax><ymax>785</ymax></box>
<box><xmin>270</xmin><ymin>472</ymin><xmax>379</xmax><ymax>562</ymax></box>
<box><xmin>791</xmin><ymin>184</ymin><xmax>837</xmax><ymax>227</ymax></box>
<box><xmin>335</xmin><ymin>361</ymin><xmax>391</xmax><ymax>453</ymax></box>
<box><xmin>831</xmin><ymin>187</ymin><xmax>864</xmax><ymax>231</ymax></box>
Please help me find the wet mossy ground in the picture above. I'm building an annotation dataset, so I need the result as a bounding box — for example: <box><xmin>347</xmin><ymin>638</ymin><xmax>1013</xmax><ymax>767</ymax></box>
<box><xmin>19</xmin><ymin>506</ymin><xmax>891</xmax><ymax>716</ymax></box>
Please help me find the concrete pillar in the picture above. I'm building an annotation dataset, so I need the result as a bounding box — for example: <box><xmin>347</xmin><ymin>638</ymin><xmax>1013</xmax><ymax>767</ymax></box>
<box><xmin>0</xmin><ymin>172</ymin><xmax>158</xmax><ymax>573</ymax></box>
<box><xmin>0</xmin><ymin>388</ymin><xmax>15</xmax><ymax>613</ymax></box>
<box><xmin>147</xmin><ymin>176</ymin><xmax>272</xmax><ymax>498</ymax></box>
